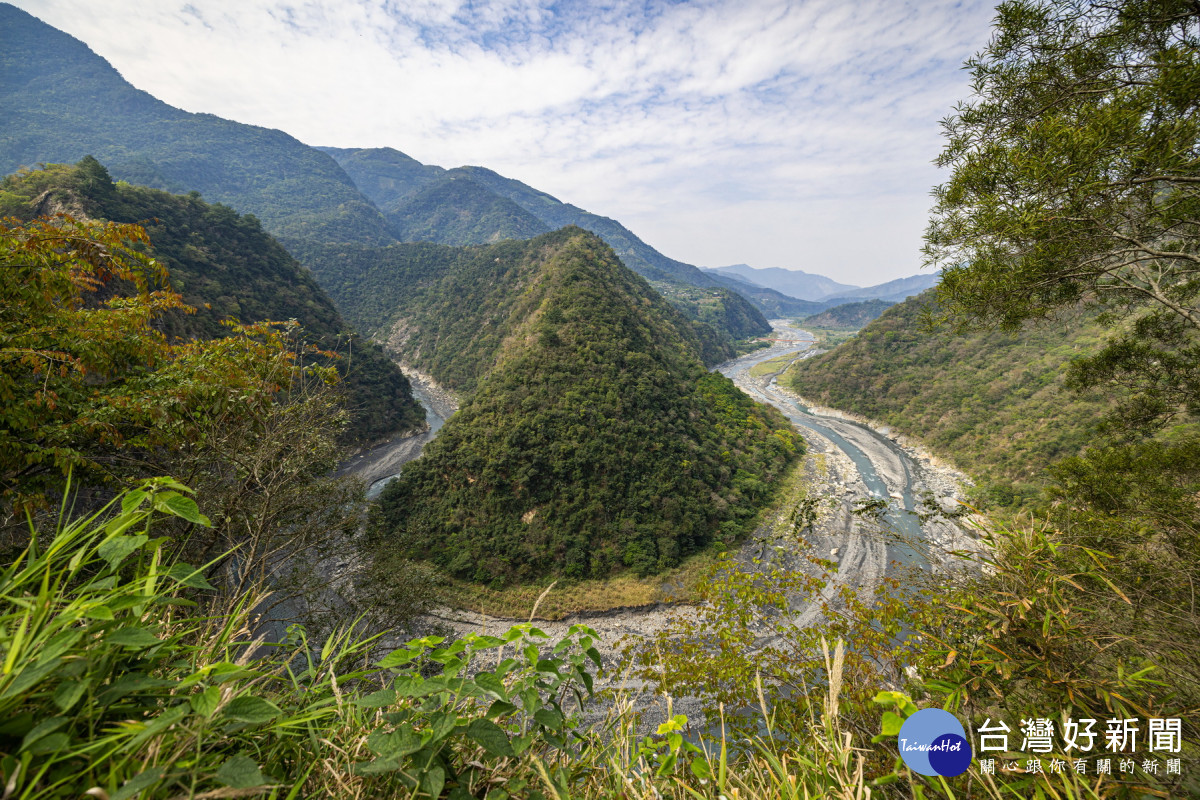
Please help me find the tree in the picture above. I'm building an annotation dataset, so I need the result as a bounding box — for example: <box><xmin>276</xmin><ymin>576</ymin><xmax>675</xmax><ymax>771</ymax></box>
<box><xmin>920</xmin><ymin>0</ymin><xmax>1200</xmax><ymax>746</ymax></box>
<box><xmin>925</xmin><ymin>0</ymin><xmax>1199</xmax><ymax>433</ymax></box>
<box><xmin>1</xmin><ymin>214</ymin><xmax>184</xmax><ymax>509</ymax></box>
<box><xmin>926</xmin><ymin>0</ymin><xmax>1199</xmax><ymax>331</ymax></box>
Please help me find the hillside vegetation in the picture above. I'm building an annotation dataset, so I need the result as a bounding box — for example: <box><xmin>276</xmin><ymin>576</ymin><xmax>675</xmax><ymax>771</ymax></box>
<box><xmin>0</xmin><ymin>5</ymin><xmax>394</xmax><ymax>249</ymax></box>
<box><xmin>785</xmin><ymin>292</ymin><xmax>1112</xmax><ymax>505</ymax></box>
<box><xmin>372</xmin><ymin>229</ymin><xmax>801</xmax><ymax>584</ymax></box>
<box><xmin>294</xmin><ymin>237</ymin><xmax>760</xmax><ymax>369</ymax></box>
<box><xmin>801</xmin><ymin>299</ymin><xmax>892</xmax><ymax>330</ymax></box>
<box><xmin>386</xmin><ymin>173</ymin><xmax>552</xmax><ymax>246</ymax></box>
<box><xmin>0</xmin><ymin>159</ymin><xmax>424</xmax><ymax>441</ymax></box>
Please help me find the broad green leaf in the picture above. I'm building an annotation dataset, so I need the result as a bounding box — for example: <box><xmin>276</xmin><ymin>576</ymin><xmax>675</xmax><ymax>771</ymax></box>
<box><xmin>166</xmin><ymin>563</ymin><xmax>216</xmax><ymax>590</ymax></box>
<box><xmin>880</xmin><ymin>711</ymin><xmax>903</xmax><ymax>737</ymax></box>
<box><xmin>473</xmin><ymin>672</ymin><xmax>507</xmax><ymax>701</ymax></box>
<box><xmin>81</xmin><ymin>605</ymin><xmax>115</xmax><ymax>620</ymax></box>
<box><xmin>533</xmin><ymin>708</ymin><xmax>563</xmax><ymax>730</ymax></box>
<box><xmin>352</xmin><ymin>756</ymin><xmax>402</xmax><ymax>776</ymax></box>
<box><xmin>215</xmin><ymin>755</ymin><xmax>268</xmax><ymax>788</ymax></box>
<box><xmin>52</xmin><ymin>681</ymin><xmax>87</xmax><ymax>712</ymax></box>
<box><xmin>223</xmin><ymin>695</ymin><xmax>281</xmax><ymax>725</ymax></box>
<box><xmin>21</xmin><ymin>717</ymin><xmax>67</xmax><ymax>751</ymax></box>
<box><xmin>98</xmin><ymin>534</ymin><xmax>148</xmax><ymax>571</ymax></box>
<box><xmin>368</xmin><ymin>726</ymin><xmax>422</xmax><ymax>759</ymax></box>
<box><xmin>120</xmin><ymin>489</ymin><xmax>148</xmax><ymax>513</ymax></box>
<box><xmin>154</xmin><ymin>492</ymin><xmax>211</xmax><ymax>526</ymax></box>
<box><xmin>106</xmin><ymin>627</ymin><xmax>162</xmax><ymax>650</ymax></box>
<box><xmin>429</xmin><ymin>711</ymin><xmax>458</xmax><ymax>744</ymax></box>
<box><xmin>486</xmin><ymin>700</ymin><xmax>518</xmax><ymax>719</ymax></box>
<box><xmin>420</xmin><ymin>765</ymin><xmax>445</xmax><ymax>799</ymax></box>
<box><xmin>467</xmin><ymin>718</ymin><xmax>515</xmax><ymax>758</ymax></box>
<box><xmin>377</xmin><ymin>647</ymin><xmax>421</xmax><ymax>669</ymax></box>
<box><xmin>585</xmin><ymin>646</ymin><xmax>602</xmax><ymax>667</ymax></box>
<box><xmin>190</xmin><ymin>686</ymin><xmax>221</xmax><ymax>717</ymax></box>
<box><xmin>354</xmin><ymin>689</ymin><xmax>397</xmax><ymax>708</ymax></box>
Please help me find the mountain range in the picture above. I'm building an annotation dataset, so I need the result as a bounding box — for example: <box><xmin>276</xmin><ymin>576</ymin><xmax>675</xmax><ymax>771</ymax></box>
<box><xmin>704</xmin><ymin>263</ymin><xmax>940</xmax><ymax>304</ymax></box>
<box><xmin>0</xmin><ymin>4</ymin><xmax>807</xmax><ymax>584</ymax></box>
<box><xmin>0</xmin><ymin>3</ymin><xmax>774</xmax><ymax>351</ymax></box>
<box><xmin>0</xmin><ymin>2</ymin><xmax>924</xmax><ymax>346</ymax></box>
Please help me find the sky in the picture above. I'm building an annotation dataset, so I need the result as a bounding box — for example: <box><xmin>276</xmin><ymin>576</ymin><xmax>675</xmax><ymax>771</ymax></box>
<box><xmin>11</xmin><ymin>0</ymin><xmax>998</xmax><ymax>286</ymax></box>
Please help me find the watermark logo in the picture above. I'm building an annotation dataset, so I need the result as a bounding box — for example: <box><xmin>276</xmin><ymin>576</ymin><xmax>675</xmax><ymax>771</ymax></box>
<box><xmin>898</xmin><ymin>708</ymin><xmax>973</xmax><ymax>777</ymax></box>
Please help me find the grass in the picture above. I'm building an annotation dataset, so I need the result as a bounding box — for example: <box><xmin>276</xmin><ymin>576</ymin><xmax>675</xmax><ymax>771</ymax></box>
<box><xmin>441</xmin><ymin>551</ymin><xmax>720</xmax><ymax>619</ymax></box>
<box><xmin>7</xmin><ymin>476</ymin><xmax>1184</xmax><ymax>799</ymax></box>
<box><xmin>748</xmin><ymin>354</ymin><xmax>801</xmax><ymax>378</ymax></box>
<box><xmin>801</xmin><ymin>326</ymin><xmax>860</xmax><ymax>348</ymax></box>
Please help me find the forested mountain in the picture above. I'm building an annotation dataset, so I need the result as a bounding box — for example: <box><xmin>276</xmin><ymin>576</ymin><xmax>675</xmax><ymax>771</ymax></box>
<box><xmin>0</xmin><ymin>159</ymin><xmax>424</xmax><ymax>441</ymax></box>
<box><xmin>800</xmin><ymin>299</ymin><xmax>893</xmax><ymax>330</ymax></box>
<box><xmin>322</xmin><ymin>148</ymin><xmax>712</xmax><ymax>285</ymax></box>
<box><xmin>0</xmin><ymin>5</ymin><xmax>395</xmax><ymax>249</ymax></box>
<box><xmin>295</xmin><ymin>237</ymin><xmax>762</xmax><ymax>366</ymax></box>
<box><xmin>0</xmin><ymin>9</ymin><xmax>772</xmax><ymax>350</ymax></box>
<box><xmin>785</xmin><ymin>292</ymin><xmax>1112</xmax><ymax>505</ymax></box>
<box><xmin>386</xmin><ymin>173</ymin><xmax>553</xmax><ymax>246</ymax></box>
<box><xmin>371</xmin><ymin>228</ymin><xmax>801</xmax><ymax>583</ymax></box>
<box><xmin>317</xmin><ymin>148</ymin><xmax>777</xmax><ymax>330</ymax></box>
<box><xmin>316</xmin><ymin>146</ymin><xmax>446</xmax><ymax>210</ymax></box>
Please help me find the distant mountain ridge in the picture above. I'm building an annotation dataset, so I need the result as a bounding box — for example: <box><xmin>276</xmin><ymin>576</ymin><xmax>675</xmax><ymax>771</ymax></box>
<box><xmin>0</xmin><ymin>4</ymin><xmax>395</xmax><ymax>250</ymax></box>
<box><xmin>706</xmin><ymin>264</ymin><xmax>859</xmax><ymax>300</ymax></box>
<box><xmin>312</xmin><ymin>147</ymin><xmax>773</xmax><ymax>346</ymax></box>
<box><xmin>0</xmin><ymin>5</ymin><xmax>772</xmax><ymax>347</ymax></box>
<box><xmin>823</xmin><ymin>272</ymin><xmax>940</xmax><ymax>303</ymax></box>
<box><xmin>701</xmin><ymin>262</ymin><xmax>941</xmax><ymax>310</ymax></box>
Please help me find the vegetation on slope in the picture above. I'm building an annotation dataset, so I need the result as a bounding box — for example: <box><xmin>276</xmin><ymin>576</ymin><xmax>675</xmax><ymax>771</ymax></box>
<box><xmin>785</xmin><ymin>292</ymin><xmax>1112</xmax><ymax>505</ymax></box>
<box><xmin>652</xmin><ymin>282</ymin><xmax>771</xmax><ymax>362</ymax></box>
<box><xmin>372</xmin><ymin>229</ymin><xmax>801</xmax><ymax>584</ymax></box>
<box><xmin>317</xmin><ymin>149</ymin><xmax>775</xmax><ymax>336</ymax></box>
<box><xmin>0</xmin><ymin>5</ymin><xmax>394</xmax><ymax>248</ymax></box>
<box><xmin>294</xmin><ymin>237</ymin><xmax>759</xmax><ymax>369</ymax></box>
<box><xmin>801</xmin><ymin>298</ymin><xmax>892</xmax><ymax>330</ymax></box>
<box><xmin>386</xmin><ymin>173</ymin><xmax>552</xmax><ymax>246</ymax></box>
<box><xmin>316</xmin><ymin>145</ymin><xmax>446</xmax><ymax>210</ymax></box>
<box><xmin>0</xmin><ymin>159</ymin><xmax>424</xmax><ymax>441</ymax></box>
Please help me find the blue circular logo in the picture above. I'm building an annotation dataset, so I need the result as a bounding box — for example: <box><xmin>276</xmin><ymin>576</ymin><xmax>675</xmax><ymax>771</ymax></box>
<box><xmin>897</xmin><ymin>709</ymin><xmax>972</xmax><ymax>776</ymax></box>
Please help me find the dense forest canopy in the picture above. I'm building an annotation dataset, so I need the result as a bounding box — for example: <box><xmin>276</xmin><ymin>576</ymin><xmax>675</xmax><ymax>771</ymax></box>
<box><xmin>0</xmin><ymin>158</ymin><xmax>424</xmax><ymax>442</ymax></box>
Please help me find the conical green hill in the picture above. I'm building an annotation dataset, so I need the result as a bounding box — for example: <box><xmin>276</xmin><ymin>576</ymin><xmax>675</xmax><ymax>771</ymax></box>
<box><xmin>374</xmin><ymin>228</ymin><xmax>801</xmax><ymax>584</ymax></box>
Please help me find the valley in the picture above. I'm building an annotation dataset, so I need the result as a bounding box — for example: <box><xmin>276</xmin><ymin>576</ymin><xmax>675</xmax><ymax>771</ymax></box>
<box><xmin>6</xmin><ymin>2</ymin><xmax>1197</xmax><ymax>793</ymax></box>
<box><xmin>360</xmin><ymin>321</ymin><xmax>978</xmax><ymax>658</ymax></box>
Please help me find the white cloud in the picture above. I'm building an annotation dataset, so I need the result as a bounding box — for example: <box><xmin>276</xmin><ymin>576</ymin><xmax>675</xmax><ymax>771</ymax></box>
<box><xmin>9</xmin><ymin>0</ymin><xmax>996</xmax><ymax>285</ymax></box>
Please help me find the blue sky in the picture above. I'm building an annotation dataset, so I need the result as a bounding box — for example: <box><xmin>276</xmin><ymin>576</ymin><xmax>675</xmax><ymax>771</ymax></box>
<box><xmin>12</xmin><ymin>0</ymin><xmax>998</xmax><ymax>285</ymax></box>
